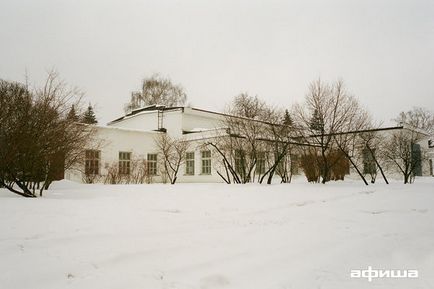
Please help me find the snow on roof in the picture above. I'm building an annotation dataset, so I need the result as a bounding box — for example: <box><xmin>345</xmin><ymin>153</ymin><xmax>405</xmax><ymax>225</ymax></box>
<box><xmin>108</xmin><ymin>105</ymin><xmax>184</xmax><ymax>125</ymax></box>
<box><xmin>108</xmin><ymin>105</ymin><xmax>275</xmax><ymax>126</ymax></box>
<box><xmin>95</xmin><ymin>125</ymin><xmax>163</xmax><ymax>134</ymax></box>
<box><xmin>185</xmin><ymin>127</ymin><xmax>223</xmax><ymax>133</ymax></box>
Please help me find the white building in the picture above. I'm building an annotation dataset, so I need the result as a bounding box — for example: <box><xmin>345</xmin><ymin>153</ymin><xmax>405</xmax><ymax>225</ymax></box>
<box><xmin>65</xmin><ymin>105</ymin><xmax>434</xmax><ymax>183</ymax></box>
<box><xmin>66</xmin><ymin>106</ymin><xmax>230</xmax><ymax>183</ymax></box>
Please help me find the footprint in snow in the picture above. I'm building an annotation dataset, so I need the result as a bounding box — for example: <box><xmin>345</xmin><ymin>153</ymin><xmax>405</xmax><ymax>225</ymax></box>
<box><xmin>294</xmin><ymin>200</ymin><xmax>315</xmax><ymax>207</ymax></box>
<box><xmin>412</xmin><ymin>209</ymin><xmax>428</xmax><ymax>213</ymax></box>
<box><xmin>167</xmin><ymin>209</ymin><xmax>181</xmax><ymax>213</ymax></box>
<box><xmin>66</xmin><ymin>273</ymin><xmax>75</xmax><ymax>279</ymax></box>
<box><xmin>200</xmin><ymin>274</ymin><xmax>230</xmax><ymax>289</ymax></box>
<box><xmin>366</xmin><ymin>210</ymin><xmax>387</xmax><ymax>214</ymax></box>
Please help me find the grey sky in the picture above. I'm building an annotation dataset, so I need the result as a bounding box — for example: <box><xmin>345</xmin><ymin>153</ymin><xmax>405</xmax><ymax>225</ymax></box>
<box><xmin>1</xmin><ymin>0</ymin><xmax>433</xmax><ymax>125</ymax></box>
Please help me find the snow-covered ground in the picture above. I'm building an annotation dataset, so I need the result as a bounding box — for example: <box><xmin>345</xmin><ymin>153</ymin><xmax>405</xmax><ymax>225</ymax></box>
<box><xmin>1</xmin><ymin>178</ymin><xmax>434</xmax><ymax>289</ymax></box>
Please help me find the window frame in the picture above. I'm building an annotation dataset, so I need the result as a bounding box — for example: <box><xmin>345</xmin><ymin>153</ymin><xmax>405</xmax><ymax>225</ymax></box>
<box><xmin>119</xmin><ymin>151</ymin><xmax>132</xmax><ymax>175</ymax></box>
<box><xmin>255</xmin><ymin>151</ymin><xmax>266</xmax><ymax>175</ymax></box>
<box><xmin>147</xmin><ymin>153</ymin><xmax>158</xmax><ymax>176</ymax></box>
<box><xmin>201</xmin><ymin>150</ymin><xmax>212</xmax><ymax>175</ymax></box>
<box><xmin>85</xmin><ymin>149</ymin><xmax>100</xmax><ymax>175</ymax></box>
<box><xmin>234</xmin><ymin>149</ymin><xmax>245</xmax><ymax>175</ymax></box>
<box><xmin>185</xmin><ymin>152</ymin><xmax>195</xmax><ymax>175</ymax></box>
<box><xmin>362</xmin><ymin>148</ymin><xmax>376</xmax><ymax>175</ymax></box>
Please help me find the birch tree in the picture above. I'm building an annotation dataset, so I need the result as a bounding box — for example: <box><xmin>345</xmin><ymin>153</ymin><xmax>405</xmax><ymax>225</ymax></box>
<box><xmin>126</xmin><ymin>74</ymin><xmax>187</xmax><ymax>111</ymax></box>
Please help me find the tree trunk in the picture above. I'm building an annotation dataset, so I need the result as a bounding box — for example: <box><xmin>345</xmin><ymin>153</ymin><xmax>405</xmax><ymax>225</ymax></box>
<box><xmin>347</xmin><ymin>154</ymin><xmax>369</xmax><ymax>186</ymax></box>
<box><xmin>320</xmin><ymin>149</ymin><xmax>329</xmax><ymax>184</ymax></box>
<box><xmin>266</xmin><ymin>166</ymin><xmax>277</xmax><ymax>184</ymax></box>
<box><xmin>216</xmin><ymin>170</ymin><xmax>230</xmax><ymax>184</ymax></box>
<box><xmin>404</xmin><ymin>174</ymin><xmax>409</xmax><ymax>184</ymax></box>
<box><xmin>366</xmin><ymin>144</ymin><xmax>389</xmax><ymax>185</ymax></box>
<box><xmin>1</xmin><ymin>180</ymin><xmax>36</xmax><ymax>198</ymax></box>
<box><xmin>337</xmin><ymin>146</ymin><xmax>369</xmax><ymax>186</ymax></box>
<box><xmin>207</xmin><ymin>142</ymin><xmax>241</xmax><ymax>183</ymax></box>
<box><xmin>259</xmin><ymin>146</ymin><xmax>288</xmax><ymax>185</ymax></box>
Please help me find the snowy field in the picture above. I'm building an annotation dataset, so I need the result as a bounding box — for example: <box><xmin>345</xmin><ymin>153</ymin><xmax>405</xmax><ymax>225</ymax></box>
<box><xmin>1</xmin><ymin>178</ymin><xmax>434</xmax><ymax>289</ymax></box>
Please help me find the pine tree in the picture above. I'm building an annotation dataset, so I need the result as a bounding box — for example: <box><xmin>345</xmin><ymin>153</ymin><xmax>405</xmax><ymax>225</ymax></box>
<box><xmin>82</xmin><ymin>104</ymin><xmax>98</xmax><ymax>124</ymax></box>
<box><xmin>309</xmin><ymin>108</ymin><xmax>324</xmax><ymax>132</ymax></box>
<box><xmin>282</xmin><ymin>109</ymin><xmax>293</xmax><ymax>126</ymax></box>
<box><xmin>67</xmin><ymin>105</ymin><xmax>79</xmax><ymax>122</ymax></box>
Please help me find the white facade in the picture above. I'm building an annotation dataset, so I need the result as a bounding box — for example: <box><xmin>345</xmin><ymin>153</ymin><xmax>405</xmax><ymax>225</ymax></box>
<box><xmin>65</xmin><ymin>105</ymin><xmax>434</xmax><ymax>183</ymax></box>
<box><xmin>66</xmin><ymin>106</ymin><xmax>228</xmax><ymax>183</ymax></box>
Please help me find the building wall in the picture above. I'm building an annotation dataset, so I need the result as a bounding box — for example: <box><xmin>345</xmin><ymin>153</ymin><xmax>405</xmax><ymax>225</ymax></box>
<box><xmin>182</xmin><ymin>108</ymin><xmax>224</xmax><ymax>131</ymax></box>
<box><xmin>108</xmin><ymin>109</ymin><xmax>184</xmax><ymax>138</ymax></box>
<box><xmin>66</xmin><ymin>109</ymin><xmax>434</xmax><ymax>184</ymax></box>
<box><xmin>65</xmin><ymin>127</ymin><xmax>160</xmax><ymax>183</ymax></box>
<box><xmin>428</xmin><ymin>138</ymin><xmax>434</xmax><ymax>176</ymax></box>
<box><xmin>161</xmin><ymin>110</ymin><xmax>184</xmax><ymax>137</ymax></box>
<box><xmin>65</xmin><ymin>126</ymin><xmax>224</xmax><ymax>184</ymax></box>
<box><xmin>108</xmin><ymin>111</ymin><xmax>159</xmax><ymax>131</ymax></box>
<box><xmin>176</xmin><ymin>139</ymin><xmax>223</xmax><ymax>183</ymax></box>
<box><xmin>417</xmin><ymin>136</ymin><xmax>433</xmax><ymax>176</ymax></box>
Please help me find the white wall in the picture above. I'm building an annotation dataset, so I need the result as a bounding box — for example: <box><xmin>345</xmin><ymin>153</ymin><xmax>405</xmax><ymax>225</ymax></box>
<box><xmin>108</xmin><ymin>111</ymin><xmax>159</xmax><ymax>131</ymax></box>
<box><xmin>65</xmin><ymin>126</ymin><xmax>225</xmax><ymax>184</ymax></box>
<box><xmin>161</xmin><ymin>110</ymin><xmax>183</xmax><ymax>137</ymax></box>
<box><xmin>108</xmin><ymin>109</ymin><xmax>184</xmax><ymax>138</ymax></box>
<box><xmin>176</xmin><ymin>138</ymin><xmax>224</xmax><ymax>183</ymax></box>
<box><xmin>67</xmin><ymin>111</ymin><xmax>434</xmax><ymax>184</ymax></box>
<box><xmin>65</xmin><ymin>126</ymin><xmax>161</xmax><ymax>183</ymax></box>
<box><xmin>182</xmin><ymin>108</ymin><xmax>223</xmax><ymax>132</ymax></box>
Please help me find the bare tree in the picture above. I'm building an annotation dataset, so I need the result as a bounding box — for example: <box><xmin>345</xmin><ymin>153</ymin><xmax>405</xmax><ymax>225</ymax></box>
<box><xmin>207</xmin><ymin>94</ymin><xmax>303</xmax><ymax>184</ymax></box>
<box><xmin>293</xmin><ymin>79</ymin><xmax>370</xmax><ymax>184</ymax></box>
<box><xmin>103</xmin><ymin>162</ymin><xmax>122</xmax><ymax>184</ymax></box>
<box><xmin>331</xmin><ymin>105</ymin><xmax>371</xmax><ymax>185</ymax></box>
<box><xmin>102</xmin><ymin>158</ymin><xmax>150</xmax><ymax>184</ymax></box>
<box><xmin>126</xmin><ymin>74</ymin><xmax>187</xmax><ymax>112</ymax></box>
<box><xmin>383</xmin><ymin>108</ymin><xmax>432</xmax><ymax>184</ymax></box>
<box><xmin>155</xmin><ymin>134</ymin><xmax>188</xmax><ymax>184</ymax></box>
<box><xmin>358</xmin><ymin>129</ymin><xmax>389</xmax><ymax>184</ymax></box>
<box><xmin>207</xmin><ymin>93</ymin><xmax>271</xmax><ymax>184</ymax></box>
<box><xmin>383</xmin><ymin>128</ymin><xmax>427</xmax><ymax>184</ymax></box>
<box><xmin>258</xmin><ymin>108</ymin><xmax>294</xmax><ymax>184</ymax></box>
<box><xmin>395</xmin><ymin>107</ymin><xmax>434</xmax><ymax>134</ymax></box>
<box><xmin>205</xmin><ymin>136</ymin><xmax>239</xmax><ymax>184</ymax></box>
<box><xmin>0</xmin><ymin>72</ymin><xmax>94</xmax><ymax>197</ymax></box>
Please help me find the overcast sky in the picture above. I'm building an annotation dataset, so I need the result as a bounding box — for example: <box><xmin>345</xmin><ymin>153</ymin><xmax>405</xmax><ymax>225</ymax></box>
<box><xmin>1</xmin><ymin>0</ymin><xmax>433</xmax><ymax>125</ymax></box>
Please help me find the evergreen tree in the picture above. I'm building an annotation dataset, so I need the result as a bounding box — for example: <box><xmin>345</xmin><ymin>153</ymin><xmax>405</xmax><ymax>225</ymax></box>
<box><xmin>82</xmin><ymin>104</ymin><xmax>98</xmax><ymax>124</ymax></box>
<box><xmin>309</xmin><ymin>108</ymin><xmax>324</xmax><ymax>132</ymax></box>
<box><xmin>282</xmin><ymin>109</ymin><xmax>293</xmax><ymax>126</ymax></box>
<box><xmin>67</xmin><ymin>105</ymin><xmax>79</xmax><ymax>122</ymax></box>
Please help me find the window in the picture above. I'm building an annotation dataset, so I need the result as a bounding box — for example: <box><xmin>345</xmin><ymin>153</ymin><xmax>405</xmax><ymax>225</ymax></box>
<box><xmin>147</xmin><ymin>153</ymin><xmax>157</xmax><ymax>175</ymax></box>
<box><xmin>430</xmin><ymin>159</ymin><xmax>433</xmax><ymax>176</ymax></box>
<box><xmin>411</xmin><ymin>143</ymin><xmax>422</xmax><ymax>176</ymax></box>
<box><xmin>256</xmin><ymin>151</ymin><xmax>266</xmax><ymax>174</ymax></box>
<box><xmin>362</xmin><ymin>148</ymin><xmax>376</xmax><ymax>175</ymax></box>
<box><xmin>185</xmin><ymin>152</ymin><xmax>195</xmax><ymax>175</ymax></box>
<box><xmin>85</xmin><ymin>150</ymin><xmax>100</xmax><ymax>175</ymax></box>
<box><xmin>119</xmin><ymin>152</ymin><xmax>131</xmax><ymax>175</ymax></box>
<box><xmin>234</xmin><ymin>150</ymin><xmax>245</xmax><ymax>175</ymax></box>
<box><xmin>201</xmin><ymin>150</ymin><xmax>211</xmax><ymax>175</ymax></box>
